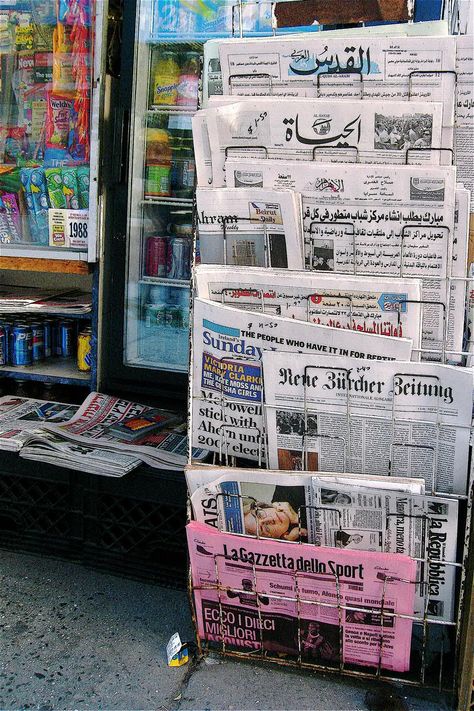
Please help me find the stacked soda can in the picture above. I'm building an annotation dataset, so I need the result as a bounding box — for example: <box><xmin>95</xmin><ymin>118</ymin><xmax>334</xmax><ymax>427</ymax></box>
<box><xmin>0</xmin><ymin>316</ymin><xmax>92</xmax><ymax>372</ymax></box>
<box><xmin>144</xmin><ymin>235</ymin><xmax>191</xmax><ymax>280</ymax></box>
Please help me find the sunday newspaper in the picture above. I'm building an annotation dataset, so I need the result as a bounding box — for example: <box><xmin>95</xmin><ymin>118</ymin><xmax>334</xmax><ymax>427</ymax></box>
<box><xmin>191</xmin><ymin>298</ymin><xmax>413</xmax><ymax>461</ymax></box>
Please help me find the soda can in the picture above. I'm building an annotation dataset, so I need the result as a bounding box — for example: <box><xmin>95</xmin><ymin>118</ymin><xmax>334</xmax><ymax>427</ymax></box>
<box><xmin>0</xmin><ymin>321</ymin><xmax>11</xmax><ymax>364</ymax></box>
<box><xmin>165</xmin><ymin>304</ymin><xmax>183</xmax><ymax>328</ymax></box>
<box><xmin>0</xmin><ymin>325</ymin><xmax>7</xmax><ymax>366</ymax></box>
<box><xmin>52</xmin><ymin>319</ymin><xmax>62</xmax><ymax>356</ymax></box>
<box><xmin>144</xmin><ymin>303</ymin><xmax>167</xmax><ymax>328</ymax></box>
<box><xmin>145</xmin><ymin>236</ymin><xmax>168</xmax><ymax>277</ymax></box>
<box><xmin>30</xmin><ymin>322</ymin><xmax>45</xmax><ymax>362</ymax></box>
<box><xmin>59</xmin><ymin>320</ymin><xmax>74</xmax><ymax>358</ymax></box>
<box><xmin>166</xmin><ymin>237</ymin><xmax>191</xmax><ymax>280</ymax></box>
<box><xmin>12</xmin><ymin>325</ymin><xmax>33</xmax><ymax>366</ymax></box>
<box><xmin>77</xmin><ymin>329</ymin><xmax>92</xmax><ymax>372</ymax></box>
<box><xmin>42</xmin><ymin>319</ymin><xmax>53</xmax><ymax>358</ymax></box>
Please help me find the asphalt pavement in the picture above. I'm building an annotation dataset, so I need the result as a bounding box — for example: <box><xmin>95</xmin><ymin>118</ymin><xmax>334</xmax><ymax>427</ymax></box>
<box><xmin>0</xmin><ymin>550</ymin><xmax>453</xmax><ymax>711</ymax></box>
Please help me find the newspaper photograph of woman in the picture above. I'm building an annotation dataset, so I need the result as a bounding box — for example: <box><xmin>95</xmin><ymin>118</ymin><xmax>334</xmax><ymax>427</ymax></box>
<box><xmin>240</xmin><ymin>481</ymin><xmax>308</xmax><ymax>542</ymax></box>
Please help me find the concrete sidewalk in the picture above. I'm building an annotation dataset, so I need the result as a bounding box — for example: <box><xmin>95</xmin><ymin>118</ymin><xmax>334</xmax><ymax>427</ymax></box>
<box><xmin>0</xmin><ymin>551</ymin><xmax>452</xmax><ymax>711</ymax></box>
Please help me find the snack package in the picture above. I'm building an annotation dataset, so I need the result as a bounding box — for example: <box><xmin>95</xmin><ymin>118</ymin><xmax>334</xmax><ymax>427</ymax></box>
<box><xmin>45</xmin><ymin>167</ymin><xmax>67</xmax><ymax>208</ymax></box>
<box><xmin>76</xmin><ymin>165</ymin><xmax>89</xmax><ymax>208</ymax></box>
<box><xmin>62</xmin><ymin>166</ymin><xmax>79</xmax><ymax>209</ymax></box>
<box><xmin>59</xmin><ymin>0</ymin><xmax>92</xmax><ymax>27</ymax></box>
<box><xmin>20</xmin><ymin>166</ymin><xmax>50</xmax><ymax>244</ymax></box>
<box><xmin>3</xmin><ymin>126</ymin><xmax>28</xmax><ymax>164</ymax></box>
<box><xmin>0</xmin><ymin>192</ymin><xmax>22</xmax><ymax>243</ymax></box>
<box><xmin>45</xmin><ymin>90</ymin><xmax>74</xmax><ymax>162</ymax></box>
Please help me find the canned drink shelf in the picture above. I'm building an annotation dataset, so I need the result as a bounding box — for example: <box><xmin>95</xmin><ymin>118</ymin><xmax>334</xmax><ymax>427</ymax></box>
<box><xmin>125</xmin><ymin>356</ymin><xmax>188</xmax><ymax>373</ymax></box>
<box><xmin>0</xmin><ymin>358</ymin><xmax>91</xmax><ymax>385</ymax></box>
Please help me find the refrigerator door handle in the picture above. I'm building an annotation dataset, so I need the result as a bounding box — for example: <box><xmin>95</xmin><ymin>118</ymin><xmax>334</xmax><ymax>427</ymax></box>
<box><xmin>112</xmin><ymin>106</ymin><xmax>130</xmax><ymax>185</ymax></box>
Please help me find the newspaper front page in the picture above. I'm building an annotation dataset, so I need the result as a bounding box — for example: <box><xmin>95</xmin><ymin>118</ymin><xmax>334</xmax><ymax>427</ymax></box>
<box><xmin>262</xmin><ymin>352</ymin><xmax>473</xmax><ymax>494</ymax></box>
<box><xmin>205</xmin><ymin>98</ymin><xmax>446</xmax><ymax>187</ymax></box>
<box><xmin>217</xmin><ymin>35</ymin><xmax>455</xmax><ymax>144</ymax></box>
<box><xmin>310</xmin><ymin>478</ymin><xmax>458</xmax><ymax>622</ymax></box>
<box><xmin>455</xmin><ymin>35</ymin><xmax>474</xmax><ymax>211</ymax></box>
<box><xmin>188</xmin><ymin>520</ymin><xmax>417</xmax><ymax>671</ymax></box>
<box><xmin>225</xmin><ymin>159</ymin><xmax>460</xmax><ymax>360</ymax></box>
<box><xmin>0</xmin><ymin>396</ymin><xmax>79</xmax><ymax>452</ymax></box>
<box><xmin>196</xmin><ymin>188</ymin><xmax>304</xmax><ymax>269</ymax></box>
<box><xmin>192</xmin><ymin>298</ymin><xmax>413</xmax><ymax>460</ymax></box>
<box><xmin>42</xmin><ymin>392</ymin><xmax>207</xmax><ymax>469</ymax></box>
<box><xmin>195</xmin><ymin>265</ymin><xmax>423</xmax><ymax>355</ymax></box>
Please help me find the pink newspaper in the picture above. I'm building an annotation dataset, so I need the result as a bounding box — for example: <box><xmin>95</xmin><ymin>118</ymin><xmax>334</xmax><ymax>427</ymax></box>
<box><xmin>188</xmin><ymin>521</ymin><xmax>417</xmax><ymax>672</ymax></box>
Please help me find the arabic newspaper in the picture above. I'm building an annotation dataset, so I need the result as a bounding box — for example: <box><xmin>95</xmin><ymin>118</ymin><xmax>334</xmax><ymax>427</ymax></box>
<box><xmin>225</xmin><ymin>159</ymin><xmax>461</xmax><ymax>361</ymax></box>
<box><xmin>216</xmin><ymin>35</ymin><xmax>455</xmax><ymax>143</ymax></box>
<box><xmin>262</xmin><ymin>352</ymin><xmax>473</xmax><ymax>494</ymax></box>
<box><xmin>185</xmin><ymin>464</ymin><xmax>425</xmax><ymax>496</ymax></box>
<box><xmin>0</xmin><ymin>396</ymin><xmax>79</xmax><ymax>452</ymax></box>
<box><xmin>188</xmin><ymin>520</ymin><xmax>417</xmax><ymax>671</ymax></box>
<box><xmin>191</xmin><ymin>298</ymin><xmax>413</xmax><ymax>461</ymax></box>
<box><xmin>205</xmin><ymin>99</ymin><xmax>446</xmax><ymax>188</ymax></box>
<box><xmin>42</xmin><ymin>392</ymin><xmax>207</xmax><ymax>469</ymax></box>
<box><xmin>196</xmin><ymin>187</ymin><xmax>304</xmax><ymax>269</ymax></box>
<box><xmin>309</xmin><ymin>477</ymin><xmax>458</xmax><ymax>622</ymax></box>
<box><xmin>455</xmin><ymin>35</ymin><xmax>474</xmax><ymax>211</ymax></box>
<box><xmin>202</xmin><ymin>22</ymin><xmax>450</xmax><ymax>107</ymax></box>
<box><xmin>194</xmin><ymin>264</ymin><xmax>423</xmax><ymax>355</ymax></box>
<box><xmin>19</xmin><ymin>429</ymin><xmax>141</xmax><ymax>477</ymax></box>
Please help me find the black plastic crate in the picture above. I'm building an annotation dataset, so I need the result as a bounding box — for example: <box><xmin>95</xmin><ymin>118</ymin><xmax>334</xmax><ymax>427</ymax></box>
<box><xmin>0</xmin><ymin>453</ymin><xmax>83</xmax><ymax>558</ymax></box>
<box><xmin>0</xmin><ymin>453</ymin><xmax>188</xmax><ymax>588</ymax></box>
<box><xmin>82</xmin><ymin>468</ymin><xmax>188</xmax><ymax>588</ymax></box>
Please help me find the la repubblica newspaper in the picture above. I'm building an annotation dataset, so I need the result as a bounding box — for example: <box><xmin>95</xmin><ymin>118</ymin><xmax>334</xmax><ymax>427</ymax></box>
<box><xmin>188</xmin><ymin>520</ymin><xmax>417</xmax><ymax>672</ymax></box>
<box><xmin>262</xmin><ymin>352</ymin><xmax>473</xmax><ymax>495</ymax></box>
<box><xmin>191</xmin><ymin>298</ymin><xmax>413</xmax><ymax>461</ymax></box>
<box><xmin>187</xmin><ymin>466</ymin><xmax>456</xmax><ymax>622</ymax></box>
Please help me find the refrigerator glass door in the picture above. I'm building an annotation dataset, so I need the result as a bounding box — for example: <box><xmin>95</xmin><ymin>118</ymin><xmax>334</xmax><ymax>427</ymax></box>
<box><xmin>123</xmin><ymin>0</ymin><xmax>198</xmax><ymax>374</ymax></box>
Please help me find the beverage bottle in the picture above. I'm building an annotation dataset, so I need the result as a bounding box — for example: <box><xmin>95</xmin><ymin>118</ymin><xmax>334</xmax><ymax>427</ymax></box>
<box><xmin>152</xmin><ymin>50</ymin><xmax>180</xmax><ymax>106</ymax></box>
<box><xmin>145</xmin><ymin>129</ymin><xmax>172</xmax><ymax>198</ymax></box>
<box><xmin>177</xmin><ymin>51</ymin><xmax>200</xmax><ymax>109</ymax></box>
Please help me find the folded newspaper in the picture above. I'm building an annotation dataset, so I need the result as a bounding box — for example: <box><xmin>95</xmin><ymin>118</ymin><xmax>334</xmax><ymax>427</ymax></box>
<box><xmin>262</xmin><ymin>352</ymin><xmax>473</xmax><ymax>494</ymax></box>
<box><xmin>0</xmin><ymin>287</ymin><xmax>92</xmax><ymax>314</ymax></box>
<box><xmin>199</xmin><ymin>98</ymin><xmax>446</xmax><ymax>188</ymax></box>
<box><xmin>196</xmin><ymin>187</ymin><xmax>304</xmax><ymax>269</ymax></box>
<box><xmin>191</xmin><ymin>297</ymin><xmax>413</xmax><ymax>461</ymax></box>
<box><xmin>187</xmin><ymin>465</ymin><xmax>455</xmax><ymax>621</ymax></box>
<box><xmin>195</xmin><ymin>264</ymin><xmax>423</xmax><ymax>355</ymax></box>
<box><xmin>0</xmin><ymin>396</ymin><xmax>79</xmax><ymax>452</ymax></box>
<box><xmin>224</xmin><ymin>159</ymin><xmax>462</xmax><ymax>361</ymax></box>
<box><xmin>39</xmin><ymin>392</ymin><xmax>207</xmax><ymax>470</ymax></box>
<box><xmin>188</xmin><ymin>520</ymin><xmax>417</xmax><ymax>671</ymax></box>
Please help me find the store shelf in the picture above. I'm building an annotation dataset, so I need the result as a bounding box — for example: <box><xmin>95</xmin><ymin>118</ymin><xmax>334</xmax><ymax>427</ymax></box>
<box><xmin>0</xmin><ymin>256</ymin><xmax>91</xmax><ymax>275</ymax></box>
<box><xmin>126</xmin><ymin>356</ymin><xmax>188</xmax><ymax>373</ymax></box>
<box><xmin>141</xmin><ymin>197</ymin><xmax>193</xmax><ymax>206</ymax></box>
<box><xmin>0</xmin><ymin>358</ymin><xmax>91</xmax><ymax>385</ymax></box>
<box><xmin>147</xmin><ymin>107</ymin><xmax>196</xmax><ymax>115</ymax></box>
<box><xmin>140</xmin><ymin>277</ymin><xmax>190</xmax><ymax>287</ymax></box>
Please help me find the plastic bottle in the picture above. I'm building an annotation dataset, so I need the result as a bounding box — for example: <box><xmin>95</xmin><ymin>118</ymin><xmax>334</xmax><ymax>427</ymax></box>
<box><xmin>152</xmin><ymin>50</ymin><xmax>180</xmax><ymax>106</ymax></box>
<box><xmin>177</xmin><ymin>51</ymin><xmax>200</xmax><ymax>109</ymax></box>
<box><xmin>145</xmin><ymin>128</ymin><xmax>172</xmax><ymax>198</ymax></box>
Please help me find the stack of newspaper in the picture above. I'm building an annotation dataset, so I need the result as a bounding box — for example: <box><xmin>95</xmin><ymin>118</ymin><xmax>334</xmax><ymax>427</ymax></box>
<box><xmin>0</xmin><ymin>287</ymin><xmax>92</xmax><ymax>314</ymax></box>
<box><xmin>0</xmin><ymin>393</ymin><xmax>207</xmax><ymax>476</ymax></box>
<box><xmin>187</xmin><ymin>18</ymin><xmax>473</xmax><ymax>674</ymax></box>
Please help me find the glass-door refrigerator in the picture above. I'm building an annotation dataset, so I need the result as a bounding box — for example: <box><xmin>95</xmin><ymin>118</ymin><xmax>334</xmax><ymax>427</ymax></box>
<box><xmin>100</xmin><ymin>0</ymin><xmax>316</xmax><ymax>401</ymax></box>
<box><xmin>102</xmin><ymin>0</ymin><xmax>223</xmax><ymax>400</ymax></box>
